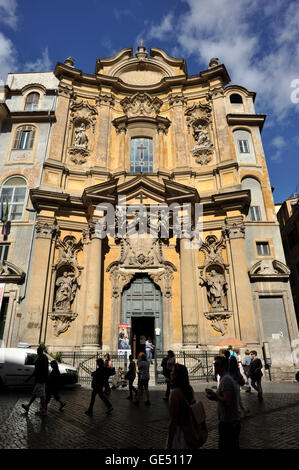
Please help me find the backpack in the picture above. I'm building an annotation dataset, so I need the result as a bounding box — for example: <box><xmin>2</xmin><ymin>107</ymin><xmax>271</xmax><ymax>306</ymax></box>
<box><xmin>184</xmin><ymin>400</ymin><xmax>208</xmax><ymax>448</ymax></box>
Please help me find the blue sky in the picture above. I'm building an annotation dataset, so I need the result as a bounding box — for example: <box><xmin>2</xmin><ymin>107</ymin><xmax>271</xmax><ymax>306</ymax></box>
<box><xmin>0</xmin><ymin>0</ymin><xmax>298</xmax><ymax>203</ymax></box>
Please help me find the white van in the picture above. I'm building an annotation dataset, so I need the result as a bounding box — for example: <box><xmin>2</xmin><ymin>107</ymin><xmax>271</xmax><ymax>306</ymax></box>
<box><xmin>0</xmin><ymin>347</ymin><xmax>78</xmax><ymax>388</ymax></box>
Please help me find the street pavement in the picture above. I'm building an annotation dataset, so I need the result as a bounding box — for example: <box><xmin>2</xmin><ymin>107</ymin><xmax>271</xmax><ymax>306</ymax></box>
<box><xmin>0</xmin><ymin>381</ymin><xmax>298</xmax><ymax>450</ymax></box>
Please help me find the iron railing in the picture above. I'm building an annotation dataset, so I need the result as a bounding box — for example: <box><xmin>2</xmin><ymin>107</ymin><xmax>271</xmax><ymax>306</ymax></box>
<box><xmin>60</xmin><ymin>350</ymin><xmax>216</xmax><ymax>385</ymax></box>
<box><xmin>155</xmin><ymin>351</ymin><xmax>216</xmax><ymax>384</ymax></box>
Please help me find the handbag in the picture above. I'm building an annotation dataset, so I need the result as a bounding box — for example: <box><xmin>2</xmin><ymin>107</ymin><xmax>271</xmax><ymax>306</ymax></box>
<box><xmin>184</xmin><ymin>400</ymin><xmax>208</xmax><ymax>448</ymax></box>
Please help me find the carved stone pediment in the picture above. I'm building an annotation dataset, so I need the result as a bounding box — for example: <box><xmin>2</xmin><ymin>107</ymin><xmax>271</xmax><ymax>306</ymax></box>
<box><xmin>107</xmin><ymin>237</ymin><xmax>177</xmax><ymax>299</ymax></box>
<box><xmin>0</xmin><ymin>261</ymin><xmax>25</xmax><ymax>284</ymax></box>
<box><xmin>69</xmin><ymin>99</ymin><xmax>98</xmax><ymax>132</ymax></box>
<box><xmin>249</xmin><ymin>259</ymin><xmax>290</xmax><ymax>281</ymax></box>
<box><xmin>185</xmin><ymin>103</ymin><xmax>212</xmax><ymax>129</ymax></box>
<box><xmin>121</xmin><ymin>93</ymin><xmax>163</xmax><ymax>118</ymax></box>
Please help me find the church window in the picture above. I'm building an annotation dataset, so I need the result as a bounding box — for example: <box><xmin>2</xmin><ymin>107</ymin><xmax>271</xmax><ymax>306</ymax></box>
<box><xmin>24</xmin><ymin>92</ymin><xmax>40</xmax><ymax>111</ymax></box>
<box><xmin>238</xmin><ymin>139</ymin><xmax>249</xmax><ymax>153</ymax></box>
<box><xmin>256</xmin><ymin>241</ymin><xmax>270</xmax><ymax>256</ymax></box>
<box><xmin>130</xmin><ymin>138</ymin><xmax>153</xmax><ymax>173</ymax></box>
<box><xmin>242</xmin><ymin>177</ymin><xmax>266</xmax><ymax>221</ymax></box>
<box><xmin>230</xmin><ymin>93</ymin><xmax>243</xmax><ymax>104</ymax></box>
<box><xmin>0</xmin><ymin>177</ymin><xmax>27</xmax><ymax>221</ymax></box>
<box><xmin>12</xmin><ymin>126</ymin><xmax>36</xmax><ymax>150</ymax></box>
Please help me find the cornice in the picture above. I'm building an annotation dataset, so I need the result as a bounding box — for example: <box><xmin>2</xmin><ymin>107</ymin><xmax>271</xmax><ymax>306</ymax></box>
<box><xmin>227</xmin><ymin>113</ymin><xmax>266</xmax><ymax>131</ymax></box>
<box><xmin>6</xmin><ymin>110</ymin><xmax>56</xmax><ymax>123</ymax></box>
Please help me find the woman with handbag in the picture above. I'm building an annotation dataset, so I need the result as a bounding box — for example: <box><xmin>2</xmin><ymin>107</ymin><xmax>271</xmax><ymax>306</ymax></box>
<box><xmin>167</xmin><ymin>363</ymin><xmax>207</xmax><ymax>449</ymax></box>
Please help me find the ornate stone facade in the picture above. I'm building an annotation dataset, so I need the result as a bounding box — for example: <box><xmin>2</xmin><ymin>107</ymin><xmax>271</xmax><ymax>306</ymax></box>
<box><xmin>1</xmin><ymin>45</ymin><xmax>296</xmax><ymax>380</ymax></box>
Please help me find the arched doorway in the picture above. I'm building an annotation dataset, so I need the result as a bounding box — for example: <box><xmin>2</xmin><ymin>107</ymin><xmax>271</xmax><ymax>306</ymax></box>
<box><xmin>121</xmin><ymin>274</ymin><xmax>163</xmax><ymax>357</ymax></box>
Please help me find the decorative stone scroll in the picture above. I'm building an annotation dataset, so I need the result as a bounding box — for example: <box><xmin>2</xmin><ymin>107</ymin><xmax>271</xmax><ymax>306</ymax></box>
<box><xmin>185</xmin><ymin>103</ymin><xmax>214</xmax><ymax>165</ymax></box>
<box><xmin>120</xmin><ymin>92</ymin><xmax>162</xmax><ymax>118</ymax></box>
<box><xmin>199</xmin><ymin>235</ymin><xmax>232</xmax><ymax>335</ymax></box>
<box><xmin>50</xmin><ymin>235</ymin><xmax>83</xmax><ymax>336</ymax></box>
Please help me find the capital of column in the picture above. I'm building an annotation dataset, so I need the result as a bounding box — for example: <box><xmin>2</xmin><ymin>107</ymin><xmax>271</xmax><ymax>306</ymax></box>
<box><xmin>35</xmin><ymin>220</ymin><xmax>58</xmax><ymax>239</ymax></box>
<box><xmin>88</xmin><ymin>220</ymin><xmax>106</xmax><ymax>240</ymax></box>
<box><xmin>222</xmin><ymin>220</ymin><xmax>245</xmax><ymax>240</ymax></box>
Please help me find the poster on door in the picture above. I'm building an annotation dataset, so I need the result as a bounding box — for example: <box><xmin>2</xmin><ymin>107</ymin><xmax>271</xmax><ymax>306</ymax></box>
<box><xmin>118</xmin><ymin>324</ymin><xmax>131</xmax><ymax>356</ymax></box>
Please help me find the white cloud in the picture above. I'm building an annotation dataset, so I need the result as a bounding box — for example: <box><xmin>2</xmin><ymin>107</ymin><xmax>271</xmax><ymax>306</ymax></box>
<box><xmin>271</xmin><ymin>136</ymin><xmax>287</xmax><ymax>149</ymax></box>
<box><xmin>0</xmin><ymin>0</ymin><xmax>18</xmax><ymax>29</ymax></box>
<box><xmin>148</xmin><ymin>13</ymin><xmax>174</xmax><ymax>41</ymax></box>
<box><xmin>23</xmin><ymin>47</ymin><xmax>52</xmax><ymax>72</ymax></box>
<box><xmin>146</xmin><ymin>0</ymin><xmax>299</xmax><ymax>120</ymax></box>
<box><xmin>0</xmin><ymin>32</ymin><xmax>17</xmax><ymax>80</ymax></box>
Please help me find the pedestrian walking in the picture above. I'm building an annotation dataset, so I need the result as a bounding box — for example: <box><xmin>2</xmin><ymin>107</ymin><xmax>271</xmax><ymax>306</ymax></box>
<box><xmin>167</xmin><ymin>363</ymin><xmax>207</xmax><ymax>449</ymax></box>
<box><xmin>229</xmin><ymin>355</ymin><xmax>247</xmax><ymax>417</ymax></box>
<box><xmin>161</xmin><ymin>350</ymin><xmax>175</xmax><ymax>401</ymax></box>
<box><xmin>125</xmin><ymin>354</ymin><xmax>137</xmax><ymax>400</ymax></box>
<box><xmin>242</xmin><ymin>349</ymin><xmax>253</xmax><ymax>392</ymax></box>
<box><xmin>85</xmin><ymin>358</ymin><xmax>113</xmax><ymax>416</ymax></box>
<box><xmin>249</xmin><ymin>350</ymin><xmax>264</xmax><ymax>401</ymax></box>
<box><xmin>104</xmin><ymin>353</ymin><xmax>113</xmax><ymax>394</ymax></box>
<box><xmin>134</xmin><ymin>353</ymin><xmax>151</xmax><ymax>406</ymax></box>
<box><xmin>206</xmin><ymin>355</ymin><xmax>241</xmax><ymax>450</ymax></box>
<box><xmin>145</xmin><ymin>337</ymin><xmax>155</xmax><ymax>364</ymax></box>
<box><xmin>22</xmin><ymin>345</ymin><xmax>49</xmax><ymax>416</ymax></box>
<box><xmin>46</xmin><ymin>360</ymin><xmax>66</xmax><ymax>411</ymax></box>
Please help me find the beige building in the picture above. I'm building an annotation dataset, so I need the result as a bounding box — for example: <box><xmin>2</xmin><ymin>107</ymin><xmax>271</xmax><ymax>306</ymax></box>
<box><xmin>11</xmin><ymin>46</ymin><xmax>298</xmax><ymax>380</ymax></box>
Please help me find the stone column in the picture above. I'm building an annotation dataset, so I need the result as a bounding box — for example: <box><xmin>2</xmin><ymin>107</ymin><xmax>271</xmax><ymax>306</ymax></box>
<box><xmin>180</xmin><ymin>235</ymin><xmax>198</xmax><ymax>346</ymax></box>
<box><xmin>169</xmin><ymin>93</ymin><xmax>188</xmax><ymax>168</ymax></box>
<box><xmin>96</xmin><ymin>93</ymin><xmax>114</xmax><ymax>168</ymax></box>
<box><xmin>208</xmin><ymin>87</ymin><xmax>232</xmax><ymax>163</ymax></box>
<box><xmin>223</xmin><ymin>217</ymin><xmax>259</xmax><ymax>343</ymax></box>
<box><xmin>82</xmin><ymin>222</ymin><xmax>103</xmax><ymax>348</ymax></box>
<box><xmin>21</xmin><ymin>220</ymin><xmax>57</xmax><ymax>346</ymax></box>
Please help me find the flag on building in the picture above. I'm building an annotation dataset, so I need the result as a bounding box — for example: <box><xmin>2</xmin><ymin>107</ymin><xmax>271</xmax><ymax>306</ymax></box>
<box><xmin>1</xmin><ymin>199</ymin><xmax>8</xmax><ymax>236</ymax></box>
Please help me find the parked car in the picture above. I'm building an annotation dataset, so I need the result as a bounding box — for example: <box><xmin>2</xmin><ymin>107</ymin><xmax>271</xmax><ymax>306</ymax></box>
<box><xmin>0</xmin><ymin>347</ymin><xmax>78</xmax><ymax>388</ymax></box>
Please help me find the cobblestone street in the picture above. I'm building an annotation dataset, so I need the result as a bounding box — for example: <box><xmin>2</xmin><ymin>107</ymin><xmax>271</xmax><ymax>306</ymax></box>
<box><xmin>0</xmin><ymin>382</ymin><xmax>298</xmax><ymax>450</ymax></box>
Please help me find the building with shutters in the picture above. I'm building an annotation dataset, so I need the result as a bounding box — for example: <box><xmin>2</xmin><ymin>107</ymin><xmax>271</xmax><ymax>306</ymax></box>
<box><xmin>0</xmin><ymin>46</ymin><xmax>298</xmax><ymax>380</ymax></box>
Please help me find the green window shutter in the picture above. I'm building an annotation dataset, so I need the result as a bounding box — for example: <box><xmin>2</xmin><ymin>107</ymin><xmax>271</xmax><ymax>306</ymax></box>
<box><xmin>28</xmin><ymin>126</ymin><xmax>36</xmax><ymax>149</ymax></box>
<box><xmin>13</xmin><ymin>127</ymin><xmax>22</xmax><ymax>149</ymax></box>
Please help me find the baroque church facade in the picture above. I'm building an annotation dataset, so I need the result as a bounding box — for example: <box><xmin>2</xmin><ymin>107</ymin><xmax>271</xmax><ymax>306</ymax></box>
<box><xmin>0</xmin><ymin>46</ymin><xmax>298</xmax><ymax>380</ymax></box>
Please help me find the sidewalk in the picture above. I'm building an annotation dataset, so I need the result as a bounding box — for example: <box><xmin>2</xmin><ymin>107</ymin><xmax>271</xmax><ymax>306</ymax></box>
<box><xmin>0</xmin><ymin>381</ymin><xmax>298</xmax><ymax>449</ymax></box>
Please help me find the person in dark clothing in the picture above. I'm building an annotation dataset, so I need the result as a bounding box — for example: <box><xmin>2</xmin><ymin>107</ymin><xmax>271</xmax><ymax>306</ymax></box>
<box><xmin>161</xmin><ymin>350</ymin><xmax>175</xmax><ymax>401</ymax></box>
<box><xmin>22</xmin><ymin>345</ymin><xmax>49</xmax><ymax>416</ymax></box>
<box><xmin>46</xmin><ymin>360</ymin><xmax>66</xmax><ymax>411</ymax></box>
<box><xmin>249</xmin><ymin>351</ymin><xmax>263</xmax><ymax>401</ymax></box>
<box><xmin>85</xmin><ymin>358</ymin><xmax>113</xmax><ymax>416</ymax></box>
<box><xmin>126</xmin><ymin>354</ymin><xmax>137</xmax><ymax>400</ymax></box>
<box><xmin>104</xmin><ymin>353</ymin><xmax>112</xmax><ymax>394</ymax></box>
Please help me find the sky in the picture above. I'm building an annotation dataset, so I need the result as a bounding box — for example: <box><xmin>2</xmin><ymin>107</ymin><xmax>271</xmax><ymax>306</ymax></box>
<box><xmin>0</xmin><ymin>0</ymin><xmax>298</xmax><ymax>203</ymax></box>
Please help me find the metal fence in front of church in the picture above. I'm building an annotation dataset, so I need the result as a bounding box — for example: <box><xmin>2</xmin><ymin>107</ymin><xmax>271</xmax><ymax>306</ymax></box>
<box><xmin>60</xmin><ymin>350</ymin><xmax>216</xmax><ymax>386</ymax></box>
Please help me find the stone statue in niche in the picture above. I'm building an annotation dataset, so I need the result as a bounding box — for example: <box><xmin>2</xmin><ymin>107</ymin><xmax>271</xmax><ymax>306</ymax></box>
<box><xmin>74</xmin><ymin>123</ymin><xmax>88</xmax><ymax>149</ymax></box>
<box><xmin>193</xmin><ymin>124</ymin><xmax>213</xmax><ymax>152</ymax></box>
<box><xmin>54</xmin><ymin>271</ymin><xmax>77</xmax><ymax>312</ymax></box>
<box><xmin>206</xmin><ymin>269</ymin><xmax>227</xmax><ymax>309</ymax></box>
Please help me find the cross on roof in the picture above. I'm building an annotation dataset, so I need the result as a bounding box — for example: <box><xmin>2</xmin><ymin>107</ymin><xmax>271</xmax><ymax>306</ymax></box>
<box><xmin>138</xmin><ymin>39</ymin><xmax>145</xmax><ymax>46</ymax></box>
